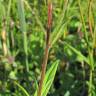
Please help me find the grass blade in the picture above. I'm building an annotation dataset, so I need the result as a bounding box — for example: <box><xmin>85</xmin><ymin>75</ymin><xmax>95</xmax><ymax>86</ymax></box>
<box><xmin>50</xmin><ymin>0</ymin><xmax>69</xmax><ymax>40</ymax></box>
<box><xmin>17</xmin><ymin>0</ymin><xmax>29</xmax><ymax>72</ymax></box>
<box><xmin>64</xmin><ymin>42</ymin><xmax>89</xmax><ymax>65</ymax></box>
<box><xmin>14</xmin><ymin>81</ymin><xmax>30</xmax><ymax>96</ymax></box>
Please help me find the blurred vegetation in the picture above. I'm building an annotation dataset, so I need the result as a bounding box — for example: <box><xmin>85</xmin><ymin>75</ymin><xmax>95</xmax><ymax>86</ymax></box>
<box><xmin>0</xmin><ymin>0</ymin><xmax>96</xmax><ymax>96</ymax></box>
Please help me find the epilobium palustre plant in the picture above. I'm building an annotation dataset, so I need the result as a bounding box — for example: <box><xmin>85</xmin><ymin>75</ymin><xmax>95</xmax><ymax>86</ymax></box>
<box><xmin>0</xmin><ymin>0</ymin><xmax>96</xmax><ymax>96</ymax></box>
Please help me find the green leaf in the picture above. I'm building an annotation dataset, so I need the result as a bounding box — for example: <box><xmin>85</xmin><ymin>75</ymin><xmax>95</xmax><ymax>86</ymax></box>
<box><xmin>50</xmin><ymin>0</ymin><xmax>69</xmax><ymax>46</ymax></box>
<box><xmin>14</xmin><ymin>81</ymin><xmax>30</xmax><ymax>96</ymax></box>
<box><xmin>34</xmin><ymin>60</ymin><xmax>59</xmax><ymax>96</ymax></box>
<box><xmin>64</xmin><ymin>42</ymin><xmax>89</xmax><ymax>65</ymax></box>
<box><xmin>64</xmin><ymin>91</ymin><xmax>70</xmax><ymax>96</ymax></box>
<box><xmin>42</xmin><ymin>60</ymin><xmax>59</xmax><ymax>96</ymax></box>
<box><xmin>51</xmin><ymin>21</ymin><xmax>68</xmax><ymax>47</ymax></box>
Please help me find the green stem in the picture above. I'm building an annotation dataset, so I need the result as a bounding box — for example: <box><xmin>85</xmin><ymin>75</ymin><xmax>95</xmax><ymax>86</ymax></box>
<box><xmin>17</xmin><ymin>0</ymin><xmax>29</xmax><ymax>72</ymax></box>
<box><xmin>14</xmin><ymin>81</ymin><xmax>30</xmax><ymax>96</ymax></box>
<box><xmin>77</xmin><ymin>0</ymin><xmax>89</xmax><ymax>45</ymax></box>
<box><xmin>88</xmin><ymin>49</ymin><xmax>94</xmax><ymax>96</ymax></box>
<box><xmin>88</xmin><ymin>69</ymin><xmax>93</xmax><ymax>96</ymax></box>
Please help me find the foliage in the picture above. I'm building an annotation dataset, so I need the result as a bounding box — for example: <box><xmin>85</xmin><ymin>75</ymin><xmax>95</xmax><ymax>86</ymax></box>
<box><xmin>0</xmin><ymin>0</ymin><xmax>96</xmax><ymax>96</ymax></box>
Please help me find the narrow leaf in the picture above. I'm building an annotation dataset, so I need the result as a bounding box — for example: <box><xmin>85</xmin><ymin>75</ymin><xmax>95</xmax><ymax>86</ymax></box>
<box><xmin>42</xmin><ymin>60</ymin><xmax>59</xmax><ymax>96</ymax></box>
<box><xmin>14</xmin><ymin>81</ymin><xmax>30</xmax><ymax>96</ymax></box>
<box><xmin>64</xmin><ymin>42</ymin><xmax>89</xmax><ymax>65</ymax></box>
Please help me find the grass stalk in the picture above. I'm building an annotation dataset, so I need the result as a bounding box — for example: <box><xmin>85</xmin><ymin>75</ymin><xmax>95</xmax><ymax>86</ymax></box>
<box><xmin>88</xmin><ymin>0</ymin><xmax>95</xmax><ymax>95</ymax></box>
<box><xmin>88</xmin><ymin>0</ymin><xmax>93</xmax><ymax>38</ymax></box>
<box><xmin>88</xmin><ymin>68</ymin><xmax>93</xmax><ymax>96</ymax></box>
<box><xmin>0</xmin><ymin>1</ymin><xmax>8</xmax><ymax>56</ymax></box>
<box><xmin>17</xmin><ymin>0</ymin><xmax>29</xmax><ymax>72</ymax></box>
<box><xmin>6</xmin><ymin>0</ymin><xmax>12</xmax><ymax>55</ymax></box>
<box><xmin>88</xmin><ymin>48</ymin><xmax>94</xmax><ymax>96</ymax></box>
<box><xmin>2</xmin><ymin>18</ymin><xmax>8</xmax><ymax>56</ymax></box>
<box><xmin>77</xmin><ymin>0</ymin><xmax>89</xmax><ymax>46</ymax></box>
<box><xmin>78</xmin><ymin>0</ymin><xmax>95</xmax><ymax>96</ymax></box>
<box><xmin>14</xmin><ymin>81</ymin><xmax>30</xmax><ymax>96</ymax></box>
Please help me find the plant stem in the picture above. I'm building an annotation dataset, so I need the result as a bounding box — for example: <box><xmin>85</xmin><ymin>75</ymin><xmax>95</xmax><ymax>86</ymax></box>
<box><xmin>14</xmin><ymin>81</ymin><xmax>30</xmax><ymax>96</ymax></box>
<box><xmin>37</xmin><ymin>1</ymin><xmax>52</xmax><ymax>96</ymax></box>
<box><xmin>88</xmin><ymin>0</ymin><xmax>94</xmax><ymax>91</ymax></box>
<box><xmin>88</xmin><ymin>0</ymin><xmax>94</xmax><ymax>38</ymax></box>
<box><xmin>88</xmin><ymin>48</ymin><xmax>94</xmax><ymax>96</ymax></box>
<box><xmin>88</xmin><ymin>69</ymin><xmax>93</xmax><ymax>96</ymax></box>
<box><xmin>77</xmin><ymin>0</ymin><xmax>89</xmax><ymax>46</ymax></box>
<box><xmin>2</xmin><ymin>18</ymin><xmax>8</xmax><ymax>56</ymax></box>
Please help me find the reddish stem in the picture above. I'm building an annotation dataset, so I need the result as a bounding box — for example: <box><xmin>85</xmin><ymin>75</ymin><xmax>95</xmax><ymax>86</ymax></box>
<box><xmin>37</xmin><ymin>1</ymin><xmax>52</xmax><ymax>96</ymax></box>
